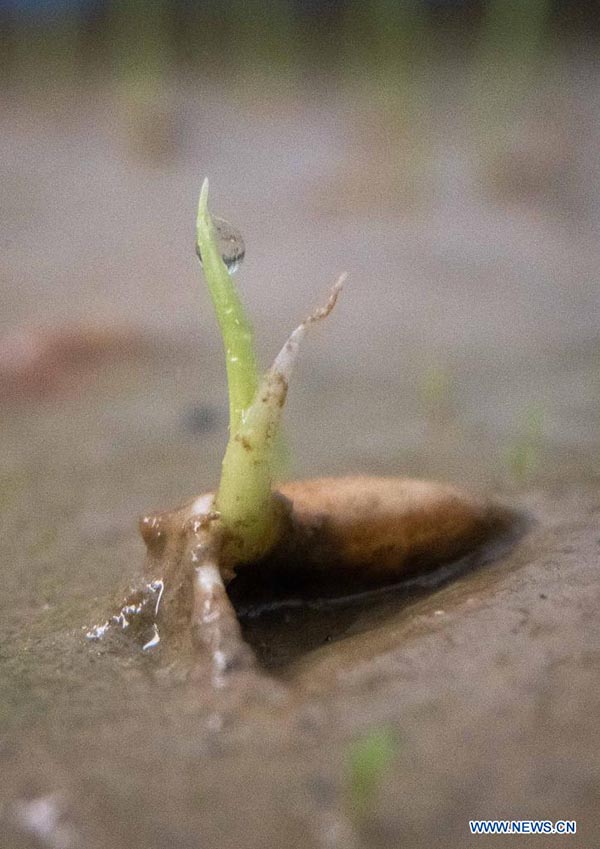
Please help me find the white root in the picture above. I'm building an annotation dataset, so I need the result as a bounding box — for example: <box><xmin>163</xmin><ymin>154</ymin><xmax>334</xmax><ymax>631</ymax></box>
<box><xmin>190</xmin><ymin>547</ymin><xmax>255</xmax><ymax>679</ymax></box>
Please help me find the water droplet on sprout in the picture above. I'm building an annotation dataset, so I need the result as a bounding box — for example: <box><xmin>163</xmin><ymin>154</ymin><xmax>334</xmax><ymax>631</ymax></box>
<box><xmin>197</xmin><ymin>216</ymin><xmax>245</xmax><ymax>275</ymax></box>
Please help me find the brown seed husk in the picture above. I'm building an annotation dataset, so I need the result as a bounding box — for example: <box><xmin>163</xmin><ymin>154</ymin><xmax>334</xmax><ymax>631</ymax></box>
<box><xmin>237</xmin><ymin>476</ymin><xmax>511</xmax><ymax>589</ymax></box>
<box><xmin>140</xmin><ymin>476</ymin><xmax>511</xmax><ymax>619</ymax></box>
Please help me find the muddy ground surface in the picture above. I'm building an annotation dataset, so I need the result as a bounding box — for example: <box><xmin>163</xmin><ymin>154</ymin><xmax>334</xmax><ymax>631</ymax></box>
<box><xmin>1</xmin><ymin>56</ymin><xmax>600</xmax><ymax>847</ymax></box>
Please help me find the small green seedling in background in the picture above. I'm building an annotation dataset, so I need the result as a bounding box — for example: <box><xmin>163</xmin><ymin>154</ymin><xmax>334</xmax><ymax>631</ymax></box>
<box><xmin>478</xmin><ymin>0</ymin><xmax>553</xmax><ymax>70</ymax></box>
<box><xmin>345</xmin><ymin>726</ymin><xmax>398</xmax><ymax>819</ymax></box>
<box><xmin>471</xmin><ymin>0</ymin><xmax>554</xmax><ymax>165</ymax></box>
<box><xmin>421</xmin><ymin>363</ymin><xmax>453</xmax><ymax>422</ymax></box>
<box><xmin>507</xmin><ymin>404</ymin><xmax>544</xmax><ymax>482</ymax></box>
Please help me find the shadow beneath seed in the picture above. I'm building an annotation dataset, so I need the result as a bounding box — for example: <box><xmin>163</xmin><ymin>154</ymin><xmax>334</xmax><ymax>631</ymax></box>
<box><xmin>229</xmin><ymin>506</ymin><xmax>530</xmax><ymax>672</ymax></box>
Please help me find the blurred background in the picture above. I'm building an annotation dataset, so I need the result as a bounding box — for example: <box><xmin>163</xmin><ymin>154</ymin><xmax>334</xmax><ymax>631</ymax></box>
<box><xmin>2</xmin><ymin>0</ymin><xmax>600</xmax><ymax>515</ymax></box>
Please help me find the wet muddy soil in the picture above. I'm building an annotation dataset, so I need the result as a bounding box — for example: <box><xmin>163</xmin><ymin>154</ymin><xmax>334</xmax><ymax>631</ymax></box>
<box><xmin>2</xmin><ymin>60</ymin><xmax>600</xmax><ymax>847</ymax></box>
<box><xmin>2</xmin><ymin>463</ymin><xmax>599</xmax><ymax>848</ymax></box>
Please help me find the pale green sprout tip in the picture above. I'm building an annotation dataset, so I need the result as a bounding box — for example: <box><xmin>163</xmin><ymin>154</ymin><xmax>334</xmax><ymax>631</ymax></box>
<box><xmin>196</xmin><ymin>178</ymin><xmax>258</xmax><ymax>433</ymax></box>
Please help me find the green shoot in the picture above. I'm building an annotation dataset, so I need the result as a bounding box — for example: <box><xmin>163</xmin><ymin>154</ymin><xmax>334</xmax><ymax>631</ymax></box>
<box><xmin>196</xmin><ymin>180</ymin><xmax>259</xmax><ymax>433</ymax></box>
<box><xmin>507</xmin><ymin>405</ymin><xmax>544</xmax><ymax>482</ymax></box>
<box><xmin>195</xmin><ymin>179</ymin><xmax>343</xmax><ymax>565</ymax></box>
<box><xmin>346</xmin><ymin>727</ymin><xmax>397</xmax><ymax>819</ymax></box>
<box><xmin>421</xmin><ymin>364</ymin><xmax>453</xmax><ymax>421</ymax></box>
